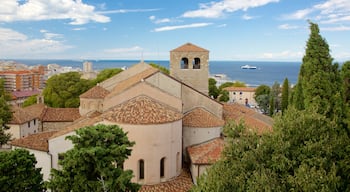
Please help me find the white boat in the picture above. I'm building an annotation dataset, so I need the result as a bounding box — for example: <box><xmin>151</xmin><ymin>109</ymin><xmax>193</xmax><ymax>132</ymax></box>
<box><xmin>241</xmin><ymin>65</ymin><xmax>257</xmax><ymax>69</ymax></box>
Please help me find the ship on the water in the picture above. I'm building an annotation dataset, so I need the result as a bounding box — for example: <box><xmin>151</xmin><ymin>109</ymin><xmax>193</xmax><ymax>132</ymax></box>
<box><xmin>240</xmin><ymin>64</ymin><xmax>257</xmax><ymax>69</ymax></box>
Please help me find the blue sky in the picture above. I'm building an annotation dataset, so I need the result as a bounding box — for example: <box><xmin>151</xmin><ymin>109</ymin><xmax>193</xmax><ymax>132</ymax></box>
<box><xmin>0</xmin><ymin>0</ymin><xmax>349</xmax><ymax>62</ymax></box>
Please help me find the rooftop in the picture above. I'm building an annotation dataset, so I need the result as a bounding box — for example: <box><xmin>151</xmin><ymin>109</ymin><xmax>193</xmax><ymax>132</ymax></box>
<box><xmin>223</xmin><ymin>87</ymin><xmax>256</xmax><ymax>92</ymax></box>
<box><xmin>223</xmin><ymin>103</ymin><xmax>273</xmax><ymax>134</ymax></box>
<box><xmin>187</xmin><ymin>137</ymin><xmax>225</xmax><ymax>165</ymax></box>
<box><xmin>183</xmin><ymin>107</ymin><xmax>224</xmax><ymax>128</ymax></box>
<box><xmin>139</xmin><ymin>169</ymin><xmax>193</xmax><ymax>192</ymax></box>
<box><xmin>41</xmin><ymin>107</ymin><xmax>81</xmax><ymax>122</ymax></box>
<box><xmin>171</xmin><ymin>43</ymin><xmax>208</xmax><ymax>52</ymax></box>
<box><xmin>103</xmin><ymin>95</ymin><xmax>183</xmax><ymax>125</ymax></box>
<box><xmin>80</xmin><ymin>85</ymin><xmax>110</xmax><ymax>99</ymax></box>
<box><xmin>11</xmin><ymin>131</ymin><xmax>58</xmax><ymax>152</ymax></box>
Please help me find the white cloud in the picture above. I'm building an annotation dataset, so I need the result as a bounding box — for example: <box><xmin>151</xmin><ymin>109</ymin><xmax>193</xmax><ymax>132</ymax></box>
<box><xmin>99</xmin><ymin>8</ymin><xmax>160</xmax><ymax>14</ymax></box>
<box><xmin>283</xmin><ymin>0</ymin><xmax>350</xmax><ymax>30</ymax></box>
<box><xmin>149</xmin><ymin>15</ymin><xmax>175</xmax><ymax>24</ymax></box>
<box><xmin>40</xmin><ymin>30</ymin><xmax>63</xmax><ymax>40</ymax></box>
<box><xmin>104</xmin><ymin>46</ymin><xmax>143</xmax><ymax>54</ymax></box>
<box><xmin>278</xmin><ymin>24</ymin><xmax>299</xmax><ymax>30</ymax></box>
<box><xmin>260</xmin><ymin>50</ymin><xmax>303</xmax><ymax>60</ymax></box>
<box><xmin>0</xmin><ymin>0</ymin><xmax>110</xmax><ymax>25</ymax></box>
<box><xmin>283</xmin><ymin>8</ymin><xmax>314</xmax><ymax>20</ymax></box>
<box><xmin>182</xmin><ymin>0</ymin><xmax>279</xmax><ymax>18</ymax></box>
<box><xmin>242</xmin><ymin>14</ymin><xmax>254</xmax><ymax>20</ymax></box>
<box><xmin>72</xmin><ymin>27</ymin><xmax>87</xmax><ymax>31</ymax></box>
<box><xmin>0</xmin><ymin>27</ymin><xmax>72</xmax><ymax>58</ymax></box>
<box><xmin>153</xmin><ymin>23</ymin><xmax>213</xmax><ymax>32</ymax></box>
<box><xmin>321</xmin><ymin>25</ymin><xmax>350</xmax><ymax>31</ymax></box>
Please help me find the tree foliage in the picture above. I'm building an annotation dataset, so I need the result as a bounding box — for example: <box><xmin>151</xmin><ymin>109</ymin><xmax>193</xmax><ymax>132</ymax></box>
<box><xmin>46</xmin><ymin>124</ymin><xmax>140</xmax><ymax>192</ymax></box>
<box><xmin>254</xmin><ymin>84</ymin><xmax>271</xmax><ymax>114</ymax></box>
<box><xmin>0</xmin><ymin>78</ymin><xmax>12</xmax><ymax>145</ymax></box>
<box><xmin>150</xmin><ymin>63</ymin><xmax>170</xmax><ymax>74</ymax></box>
<box><xmin>208</xmin><ymin>78</ymin><xmax>219</xmax><ymax>99</ymax></box>
<box><xmin>292</xmin><ymin>22</ymin><xmax>343</xmax><ymax>121</ymax></box>
<box><xmin>22</xmin><ymin>94</ymin><xmax>38</xmax><ymax>107</ymax></box>
<box><xmin>92</xmin><ymin>68</ymin><xmax>123</xmax><ymax>85</ymax></box>
<box><xmin>0</xmin><ymin>149</ymin><xmax>44</xmax><ymax>191</ymax></box>
<box><xmin>43</xmin><ymin>72</ymin><xmax>93</xmax><ymax>108</ymax></box>
<box><xmin>192</xmin><ymin>107</ymin><xmax>350</xmax><ymax>191</ymax></box>
<box><xmin>281</xmin><ymin>78</ymin><xmax>289</xmax><ymax>114</ymax></box>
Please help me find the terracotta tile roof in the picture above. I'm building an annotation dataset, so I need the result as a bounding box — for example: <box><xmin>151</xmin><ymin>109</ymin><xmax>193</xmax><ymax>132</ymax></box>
<box><xmin>223</xmin><ymin>87</ymin><xmax>256</xmax><ymax>92</ymax></box>
<box><xmin>23</xmin><ymin>103</ymin><xmax>46</xmax><ymax>118</ymax></box>
<box><xmin>223</xmin><ymin>103</ymin><xmax>273</xmax><ymax>134</ymax></box>
<box><xmin>102</xmin><ymin>95</ymin><xmax>182</xmax><ymax>125</ymax></box>
<box><xmin>50</xmin><ymin>113</ymin><xmax>102</xmax><ymax>139</ymax></box>
<box><xmin>187</xmin><ymin>137</ymin><xmax>225</xmax><ymax>165</ymax></box>
<box><xmin>106</xmin><ymin>67</ymin><xmax>159</xmax><ymax>99</ymax></box>
<box><xmin>183</xmin><ymin>107</ymin><xmax>224</xmax><ymax>128</ymax></box>
<box><xmin>171</xmin><ymin>43</ymin><xmax>208</xmax><ymax>52</ymax></box>
<box><xmin>80</xmin><ymin>85</ymin><xmax>110</xmax><ymax>99</ymax></box>
<box><xmin>139</xmin><ymin>169</ymin><xmax>193</xmax><ymax>192</ymax></box>
<box><xmin>11</xmin><ymin>131</ymin><xmax>57</xmax><ymax>152</ymax></box>
<box><xmin>41</xmin><ymin>107</ymin><xmax>81</xmax><ymax>122</ymax></box>
<box><xmin>9</xmin><ymin>105</ymin><xmax>35</xmax><ymax>124</ymax></box>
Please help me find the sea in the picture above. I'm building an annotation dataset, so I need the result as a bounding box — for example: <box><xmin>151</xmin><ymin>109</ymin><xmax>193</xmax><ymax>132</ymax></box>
<box><xmin>12</xmin><ymin>59</ymin><xmax>301</xmax><ymax>87</ymax></box>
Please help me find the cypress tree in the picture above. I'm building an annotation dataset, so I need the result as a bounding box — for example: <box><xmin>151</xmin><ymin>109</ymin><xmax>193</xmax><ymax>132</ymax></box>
<box><xmin>281</xmin><ymin>78</ymin><xmax>289</xmax><ymax>114</ymax></box>
<box><xmin>292</xmin><ymin>21</ymin><xmax>343</xmax><ymax>120</ymax></box>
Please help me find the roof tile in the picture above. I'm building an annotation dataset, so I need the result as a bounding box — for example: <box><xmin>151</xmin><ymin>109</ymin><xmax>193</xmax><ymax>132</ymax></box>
<box><xmin>11</xmin><ymin>131</ymin><xmax>57</xmax><ymax>152</ymax></box>
<box><xmin>187</xmin><ymin>137</ymin><xmax>225</xmax><ymax>165</ymax></box>
<box><xmin>41</xmin><ymin>107</ymin><xmax>81</xmax><ymax>122</ymax></box>
<box><xmin>103</xmin><ymin>95</ymin><xmax>182</xmax><ymax>124</ymax></box>
<box><xmin>183</xmin><ymin>107</ymin><xmax>224</xmax><ymax>128</ymax></box>
<box><xmin>223</xmin><ymin>103</ymin><xmax>273</xmax><ymax>134</ymax></box>
<box><xmin>9</xmin><ymin>105</ymin><xmax>35</xmax><ymax>124</ymax></box>
<box><xmin>171</xmin><ymin>43</ymin><xmax>208</xmax><ymax>52</ymax></box>
<box><xmin>139</xmin><ymin>169</ymin><xmax>193</xmax><ymax>192</ymax></box>
<box><xmin>80</xmin><ymin>86</ymin><xmax>110</xmax><ymax>99</ymax></box>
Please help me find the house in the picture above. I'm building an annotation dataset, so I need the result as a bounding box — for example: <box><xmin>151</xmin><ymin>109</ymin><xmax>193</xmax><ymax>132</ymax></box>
<box><xmin>224</xmin><ymin>86</ymin><xmax>257</xmax><ymax>107</ymax></box>
<box><xmin>7</xmin><ymin>105</ymin><xmax>39</xmax><ymax>139</ymax></box>
<box><xmin>11</xmin><ymin>43</ymin><xmax>272</xmax><ymax>191</ymax></box>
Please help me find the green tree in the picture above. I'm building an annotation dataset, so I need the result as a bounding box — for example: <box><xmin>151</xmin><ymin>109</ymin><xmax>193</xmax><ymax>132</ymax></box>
<box><xmin>219</xmin><ymin>90</ymin><xmax>229</xmax><ymax>102</ymax></box>
<box><xmin>22</xmin><ymin>94</ymin><xmax>38</xmax><ymax>107</ymax></box>
<box><xmin>47</xmin><ymin>124</ymin><xmax>140</xmax><ymax>192</ymax></box>
<box><xmin>292</xmin><ymin>22</ymin><xmax>343</xmax><ymax>121</ymax></box>
<box><xmin>150</xmin><ymin>63</ymin><xmax>170</xmax><ymax>74</ymax></box>
<box><xmin>0</xmin><ymin>78</ymin><xmax>12</xmax><ymax>145</ymax></box>
<box><xmin>208</xmin><ymin>78</ymin><xmax>219</xmax><ymax>99</ymax></box>
<box><xmin>43</xmin><ymin>72</ymin><xmax>93</xmax><ymax>108</ymax></box>
<box><xmin>192</xmin><ymin>108</ymin><xmax>350</xmax><ymax>191</ymax></box>
<box><xmin>254</xmin><ymin>84</ymin><xmax>271</xmax><ymax>114</ymax></box>
<box><xmin>341</xmin><ymin>61</ymin><xmax>350</xmax><ymax>127</ymax></box>
<box><xmin>93</xmin><ymin>68</ymin><xmax>123</xmax><ymax>84</ymax></box>
<box><xmin>0</xmin><ymin>149</ymin><xmax>44</xmax><ymax>191</ymax></box>
<box><xmin>281</xmin><ymin>78</ymin><xmax>289</xmax><ymax>114</ymax></box>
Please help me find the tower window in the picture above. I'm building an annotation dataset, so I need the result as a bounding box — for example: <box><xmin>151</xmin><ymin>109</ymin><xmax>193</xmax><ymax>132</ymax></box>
<box><xmin>139</xmin><ymin>159</ymin><xmax>144</xmax><ymax>180</ymax></box>
<box><xmin>160</xmin><ymin>157</ymin><xmax>165</xmax><ymax>178</ymax></box>
<box><xmin>181</xmin><ymin>58</ymin><xmax>189</xmax><ymax>69</ymax></box>
<box><xmin>193</xmin><ymin>58</ymin><xmax>201</xmax><ymax>69</ymax></box>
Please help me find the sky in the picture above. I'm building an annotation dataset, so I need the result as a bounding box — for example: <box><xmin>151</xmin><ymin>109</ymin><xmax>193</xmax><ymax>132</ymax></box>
<box><xmin>0</xmin><ymin>0</ymin><xmax>349</xmax><ymax>62</ymax></box>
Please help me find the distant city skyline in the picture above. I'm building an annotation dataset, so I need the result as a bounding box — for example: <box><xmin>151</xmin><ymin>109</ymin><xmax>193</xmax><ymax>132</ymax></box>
<box><xmin>0</xmin><ymin>0</ymin><xmax>349</xmax><ymax>62</ymax></box>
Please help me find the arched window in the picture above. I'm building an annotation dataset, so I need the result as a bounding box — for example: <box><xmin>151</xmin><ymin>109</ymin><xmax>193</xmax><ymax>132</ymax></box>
<box><xmin>160</xmin><ymin>157</ymin><xmax>165</xmax><ymax>178</ymax></box>
<box><xmin>193</xmin><ymin>57</ymin><xmax>201</xmax><ymax>69</ymax></box>
<box><xmin>139</xmin><ymin>159</ymin><xmax>144</xmax><ymax>180</ymax></box>
<box><xmin>181</xmin><ymin>58</ymin><xmax>189</xmax><ymax>69</ymax></box>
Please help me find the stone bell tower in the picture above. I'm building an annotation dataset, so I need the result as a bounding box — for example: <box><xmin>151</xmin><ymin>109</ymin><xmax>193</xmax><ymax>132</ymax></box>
<box><xmin>170</xmin><ymin>43</ymin><xmax>209</xmax><ymax>95</ymax></box>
